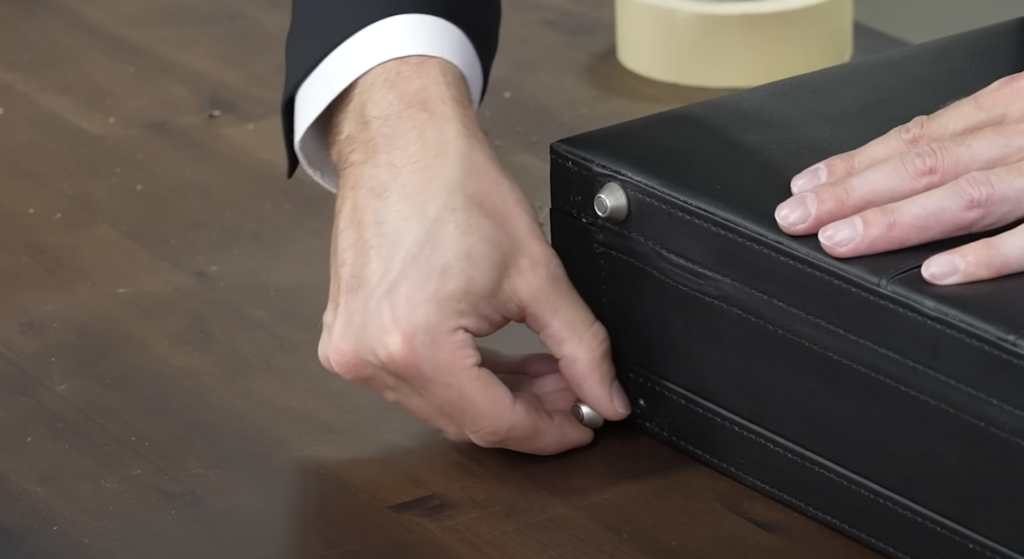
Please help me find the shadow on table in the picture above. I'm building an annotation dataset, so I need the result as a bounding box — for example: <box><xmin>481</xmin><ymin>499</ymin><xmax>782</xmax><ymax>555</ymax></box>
<box><xmin>286</xmin><ymin>423</ymin><xmax>694</xmax><ymax>558</ymax></box>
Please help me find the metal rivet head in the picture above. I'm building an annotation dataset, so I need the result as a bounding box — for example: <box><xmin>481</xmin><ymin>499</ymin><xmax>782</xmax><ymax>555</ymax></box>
<box><xmin>571</xmin><ymin>400</ymin><xmax>605</xmax><ymax>430</ymax></box>
<box><xmin>594</xmin><ymin>182</ymin><xmax>629</xmax><ymax>223</ymax></box>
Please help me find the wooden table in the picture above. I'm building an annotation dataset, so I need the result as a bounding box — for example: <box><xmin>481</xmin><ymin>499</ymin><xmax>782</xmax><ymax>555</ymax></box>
<box><xmin>0</xmin><ymin>0</ymin><xmax>887</xmax><ymax>557</ymax></box>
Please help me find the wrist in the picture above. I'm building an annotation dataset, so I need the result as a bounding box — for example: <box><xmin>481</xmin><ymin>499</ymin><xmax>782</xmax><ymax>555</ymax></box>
<box><xmin>327</xmin><ymin>56</ymin><xmax>482</xmax><ymax>170</ymax></box>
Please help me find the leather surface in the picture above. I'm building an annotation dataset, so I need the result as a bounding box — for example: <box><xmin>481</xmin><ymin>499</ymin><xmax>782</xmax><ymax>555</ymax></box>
<box><xmin>550</xmin><ymin>18</ymin><xmax>1024</xmax><ymax>559</ymax></box>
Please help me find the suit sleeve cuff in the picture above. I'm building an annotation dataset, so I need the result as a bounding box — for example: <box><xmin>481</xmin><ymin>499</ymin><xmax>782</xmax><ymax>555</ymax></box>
<box><xmin>292</xmin><ymin>14</ymin><xmax>485</xmax><ymax>192</ymax></box>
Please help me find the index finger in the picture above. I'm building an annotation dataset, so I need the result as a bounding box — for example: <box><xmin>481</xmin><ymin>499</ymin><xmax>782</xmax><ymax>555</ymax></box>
<box><xmin>517</xmin><ymin>253</ymin><xmax>631</xmax><ymax>423</ymax></box>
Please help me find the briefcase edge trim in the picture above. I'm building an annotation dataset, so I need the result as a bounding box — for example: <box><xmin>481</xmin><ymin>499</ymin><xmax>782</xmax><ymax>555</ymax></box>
<box><xmin>619</xmin><ymin>366</ymin><xmax>1022</xmax><ymax>559</ymax></box>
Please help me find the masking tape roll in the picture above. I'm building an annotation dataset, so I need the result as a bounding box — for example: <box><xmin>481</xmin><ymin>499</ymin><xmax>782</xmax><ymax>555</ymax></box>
<box><xmin>615</xmin><ymin>0</ymin><xmax>854</xmax><ymax>89</ymax></box>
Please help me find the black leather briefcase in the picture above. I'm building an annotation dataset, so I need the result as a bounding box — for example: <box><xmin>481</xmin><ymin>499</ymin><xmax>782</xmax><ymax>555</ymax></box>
<box><xmin>550</xmin><ymin>18</ymin><xmax>1024</xmax><ymax>559</ymax></box>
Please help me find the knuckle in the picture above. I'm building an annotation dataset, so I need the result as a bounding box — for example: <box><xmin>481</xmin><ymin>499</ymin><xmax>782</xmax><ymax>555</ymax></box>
<box><xmin>317</xmin><ymin>341</ymin><xmax>332</xmax><ymax>371</ymax></box>
<box><xmin>519</xmin><ymin>249</ymin><xmax>571</xmax><ymax>297</ymax></box>
<box><xmin>902</xmin><ymin>144</ymin><xmax>944</xmax><ymax>184</ymax></box>
<box><xmin>995</xmin><ymin>72</ymin><xmax>1024</xmax><ymax>96</ymax></box>
<box><xmin>317</xmin><ymin>325</ymin><xmax>332</xmax><ymax>371</ymax></box>
<box><xmin>826</xmin><ymin>153</ymin><xmax>857</xmax><ymax>179</ymax></box>
<box><xmin>874</xmin><ymin>207</ymin><xmax>904</xmax><ymax>239</ymax></box>
<box><xmin>375</xmin><ymin>327</ymin><xmax>422</xmax><ymax>378</ymax></box>
<box><xmin>559</xmin><ymin>317</ymin><xmax>612</xmax><ymax>370</ymax></box>
<box><xmin>380</xmin><ymin>390</ymin><xmax>401</xmax><ymax>403</ymax></box>
<box><xmin>466</xmin><ymin>425</ymin><xmax>513</xmax><ymax>449</ymax></box>
<box><xmin>584</xmin><ymin>320</ymin><xmax>612</xmax><ymax>357</ymax></box>
<box><xmin>966</xmin><ymin>75</ymin><xmax>1018</xmax><ymax>121</ymax></box>
<box><xmin>320</xmin><ymin>343</ymin><xmax>370</xmax><ymax>382</ymax></box>
<box><xmin>953</xmin><ymin>172</ymin><xmax>998</xmax><ymax>212</ymax></box>
<box><xmin>973</xmin><ymin>238</ymin><xmax>1009</xmax><ymax>275</ymax></box>
<box><xmin>894</xmin><ymin>115</ymin><xmax>931</xmax><ymax>150</ymax></box>
<box><xmin>317</xmin><ymin>311</ymin><xmax>372</xmax><ymax>382</ymax></box>
<box><xmin>1008</xmin><ymin>120</ymin><xmax>1024</xmax><ymax>138</ymax></box>
<box><xmin>822</xmin><ymin>156</ymin><xmax>843</xmax><ymax>176</ymax></box>
<box><xmin>531</xmin><ymin>250</ymin><xmax>567</xmax><ymax>283</ymax></box>
<box><xmin>1008</xmin><ymin>73</ymin><xmax>1024</xmax><ymax>95</ymax></box>
<box><xmin>828</xmin><ymin>180</ymin><xmax>858</xmax><ymax>211</ymax></box>
<box><xmin>440</xmin><ymin>428</ymin><xmax>470</xmax><ymax>443</ymax></box>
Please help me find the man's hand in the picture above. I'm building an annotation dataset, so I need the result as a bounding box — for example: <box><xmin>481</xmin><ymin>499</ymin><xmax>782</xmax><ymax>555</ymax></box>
<box><xmin>775</xmin><ymin>71</ymin><xmax>1024</xmax><ymax>285</ymax></box>
<box><xmin>318</xmin><ymin>56</ymin><xmax>630</xmax><ymax>455</ymax></box>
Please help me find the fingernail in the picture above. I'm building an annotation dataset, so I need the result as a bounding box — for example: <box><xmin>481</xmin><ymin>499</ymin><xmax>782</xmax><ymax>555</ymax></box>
<box><xmin>775</xmin><ymin>193</ymin><xmax>816</xmax><ymax>227</ymax></box>
<box><xmin>611</xmin><ymin>379</ymin><xmax>631</xmax><ymax>414</ymax></box>
<box><xmin>791</xmin><ymin>164</ymin><xmax>826</xmax><ymax>194</ymax></box>
<box><xmin>922</xmin><ymin>254</ymin><xmax>963</xmax><ymax>284</ymax></box>
<box><xmin>818</xmin><ymin>216</ymin><xmax>862</xmax><ymax>248</ymax></box>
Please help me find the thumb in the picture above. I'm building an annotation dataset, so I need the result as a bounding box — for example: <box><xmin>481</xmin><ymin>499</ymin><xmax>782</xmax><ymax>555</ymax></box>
<box><xmin>518</xmin><ymin>254</ymin><xmax>631</xmax><ymax>422</ymax></box>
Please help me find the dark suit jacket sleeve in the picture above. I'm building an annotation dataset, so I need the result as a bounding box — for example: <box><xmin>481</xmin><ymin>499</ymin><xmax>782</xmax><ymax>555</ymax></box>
<box><xmin>280</xmin><ymin>0</ymin><xmax>503</xmax><ymax>177</ymax></box>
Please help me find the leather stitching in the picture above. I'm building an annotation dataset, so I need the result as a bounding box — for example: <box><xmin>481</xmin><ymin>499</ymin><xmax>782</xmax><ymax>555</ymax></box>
<box><xmin>573</xmin><ymin>206</ymin><xmax>1024</xmax><ymax>422</ymax></box>
<box><xmin>628</xmin><ymin>188</ymin><xmax>1024</xmax><ymax>412</ymax></box>
<box><xmin>632</xmin><ymin>420</ymin><xmax>913</xmax><ymax>559</ymax></box>
<box><xmin>593</xmin><ymin>236</ymin><xmax>914</xmax><ymax>559</ymax></box>
<box><xmin>556</xmin><ymin>174</ymin><xmax>1024</xmax><ymax>419</ymax></box>
<box><xmin>626</xmin><ymin>370</ymin><xmax>1002</xmax><ymax>559</ymax></box>
<box><xmin>556</xmin><ymin>151</ymin><xmax>1024</xmax><ymax>368</ymax></box>
<box><xmin>595</xmin><ymin>246</ymin><xmax>1024</xmax><ymax>449</ymax></box>
<box><xmin>635</xmin><ymin>180</ymin><xmax>1024</xmax><ymax>360</ymax></box>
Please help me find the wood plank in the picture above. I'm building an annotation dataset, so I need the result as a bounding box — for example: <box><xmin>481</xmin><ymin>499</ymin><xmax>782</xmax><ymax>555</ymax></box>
<box><xmin>0</xmin><ymin>0</ymin><xmax>887</xmax><ymax>557</ymax></box>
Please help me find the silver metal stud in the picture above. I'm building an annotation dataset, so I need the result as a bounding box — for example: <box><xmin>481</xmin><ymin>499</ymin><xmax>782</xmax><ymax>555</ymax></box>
<box><xmin>594</xmin><ymin>182</ymin><xmax>629</xmax><ymax>223</ymax></box>
<box><xmin>571</xmin><ymin>400</ymin><xmax>605</xmax><ymax>429</ymax></box>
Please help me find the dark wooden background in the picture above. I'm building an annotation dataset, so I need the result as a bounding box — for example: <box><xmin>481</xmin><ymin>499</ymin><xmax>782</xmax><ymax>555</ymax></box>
<box><xmin>0</xmin><ymin>0</ymin><xmax>886</xmax><ymax>557</ymax></box>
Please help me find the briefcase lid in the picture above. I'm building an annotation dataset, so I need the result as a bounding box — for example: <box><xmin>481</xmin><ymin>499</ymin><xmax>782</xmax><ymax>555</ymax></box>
<box><xmin>552</xmin><ymin>17</ymin><xmax>1024</xmax><ymax>348</ymax></box>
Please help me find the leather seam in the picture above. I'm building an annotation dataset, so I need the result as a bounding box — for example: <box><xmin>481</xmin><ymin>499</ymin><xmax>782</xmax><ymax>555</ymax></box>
<box><xmin>595</xmin><ymin>246</ymin><xmax>1024</xmax><ymax>449</ymax></box>
<box><xmin>553</xmin><ymin>150</ymin><xmax>1024</xmax><ymax>367</ymax></box>
<box><xmin>881</xmin><ymin>260</ymin><xmax>928</xmax><ymax>289</ymax></box>
<box><xmin>629</xmin><ymin>184</ymin><xmax>1021</xmax><ymax>365</ymax></box>
<box><xmin>625</xmin><ymin>370</ymin><xmax>999</xmax><ymax>559</ymax></box>
<box><xmin>564</xmin><ymin>206</ymin><xmax>1024</xmax><ymax>420</ymax></box>
<box><xmin>628</xmin><ymin>422</ymin><xmax>913</xmax><ymax>559</ymax></box>
<box><xmin>591</xmin><ymin>220</ymin><xmax>911</xmax><ymax>558</ymax></box>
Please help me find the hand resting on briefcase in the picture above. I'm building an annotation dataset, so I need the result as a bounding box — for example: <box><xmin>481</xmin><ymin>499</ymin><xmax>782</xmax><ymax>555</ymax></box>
<box><xmin>550</xmin><ymin>17</ymin><xmax>1024</xmax><ymax>559</ymax></box>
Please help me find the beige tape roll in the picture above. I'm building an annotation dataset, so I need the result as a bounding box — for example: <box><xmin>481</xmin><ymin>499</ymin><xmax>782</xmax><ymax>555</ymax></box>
<box><xmin>615</xmin><ymin>0</ymin><xmax>854</xmax><ymax>89</ymax></box>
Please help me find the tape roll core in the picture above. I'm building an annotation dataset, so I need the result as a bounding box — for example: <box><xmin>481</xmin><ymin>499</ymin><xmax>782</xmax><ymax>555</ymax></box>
<box><xmin>614</xmin><ymin>0</ymin><xmax>854</xmax><ymax>89</ymax></box>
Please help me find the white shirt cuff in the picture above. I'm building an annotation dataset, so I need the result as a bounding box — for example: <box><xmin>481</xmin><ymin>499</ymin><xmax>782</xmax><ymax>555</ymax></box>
<box><xmin>292</xmin><ymin>14</ymin><xmax>484</xmax><ymax>191</ymax></box>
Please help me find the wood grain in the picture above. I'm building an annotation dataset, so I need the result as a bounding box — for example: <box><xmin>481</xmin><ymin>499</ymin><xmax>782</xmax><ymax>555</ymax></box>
<box><xmin>0</xmin><ymin>0</ymin><xmax>883</xmax><ymax>557</ymax></box>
